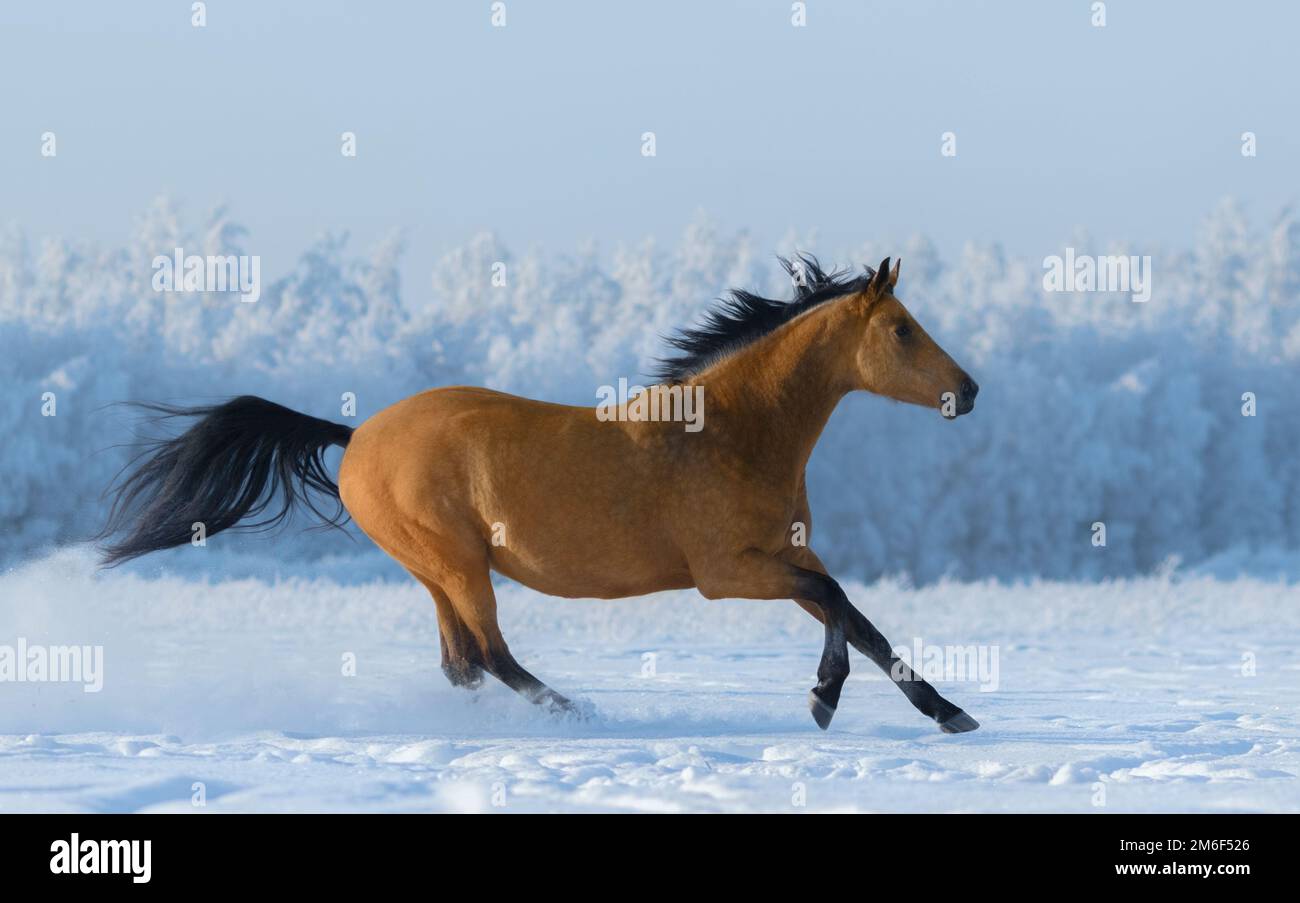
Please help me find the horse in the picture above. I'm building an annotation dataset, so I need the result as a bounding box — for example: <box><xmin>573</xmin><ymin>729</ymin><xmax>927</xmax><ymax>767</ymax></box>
<box><xmin>99</xmin><ymin>255</ymin><xmax>981</xmax><ymax>733</ymax></box>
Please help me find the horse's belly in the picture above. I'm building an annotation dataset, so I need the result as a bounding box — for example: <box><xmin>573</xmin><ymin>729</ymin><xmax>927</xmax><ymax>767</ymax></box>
<box><xmin>487</xmin><ymin>533</ymin><xmax>693</xmax><ymax>600</ymax></box>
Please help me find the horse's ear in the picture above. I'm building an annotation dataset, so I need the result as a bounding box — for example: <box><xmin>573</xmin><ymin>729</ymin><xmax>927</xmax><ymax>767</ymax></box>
<box><xmin>888</xmin><ymin>257</ymin><xmax>901</xmax><ymax>291</ymax></box>
<box><xmin>869</xmin><ymin>257</ymin><xmax>892</xmax><ymax>294</ymax></box>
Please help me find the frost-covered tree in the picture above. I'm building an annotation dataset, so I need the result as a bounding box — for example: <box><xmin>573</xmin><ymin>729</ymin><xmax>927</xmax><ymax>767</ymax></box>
<box><xmin>1</xmin><ymin>198</ymin><xmax>1298</xmax><ymax>583</ymax></box>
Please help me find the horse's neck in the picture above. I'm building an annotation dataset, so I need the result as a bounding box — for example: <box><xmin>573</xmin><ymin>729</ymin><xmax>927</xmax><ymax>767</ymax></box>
<box><xmin>699</xmin><ymin>304</ymin><xmax>853</xmax><ymax>478</ymax></box>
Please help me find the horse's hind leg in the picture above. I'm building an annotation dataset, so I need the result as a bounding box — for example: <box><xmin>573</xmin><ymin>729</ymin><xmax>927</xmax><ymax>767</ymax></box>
<box><xmin>444</xmin><ymin>561</ymin><xmax>576</xmax><ymax>715</ymax></box>
<box><xmin>407</xmin><ymin>571</ymin><xmax>484</xmax><ymax>689</ymax></box>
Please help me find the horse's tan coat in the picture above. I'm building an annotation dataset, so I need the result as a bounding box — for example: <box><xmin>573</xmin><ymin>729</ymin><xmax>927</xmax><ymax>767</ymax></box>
<box><xmin>338</xmin><ymin>260</ymin><xmax>976</xmax><ymax>716</ymax></box>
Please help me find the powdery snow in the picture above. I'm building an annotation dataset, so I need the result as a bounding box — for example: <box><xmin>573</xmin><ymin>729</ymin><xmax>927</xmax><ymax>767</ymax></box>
<box><xmin>1</xmin><ymin>549</ymin><xmax>1297</xmax><ymax>813</ymax></box>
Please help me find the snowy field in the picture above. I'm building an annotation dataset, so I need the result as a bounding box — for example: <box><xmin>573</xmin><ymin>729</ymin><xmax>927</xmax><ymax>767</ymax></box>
<box><xmin>1</xmin><ymin>549</ymin><xmax>1297</xmax><ymax>813</ymax></box>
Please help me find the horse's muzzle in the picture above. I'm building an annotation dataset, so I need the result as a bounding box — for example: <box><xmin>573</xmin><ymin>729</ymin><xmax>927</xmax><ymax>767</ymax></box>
<box><xmin>955</xmin><ymin>377</ymin><xmax>979</xmax><ymax>415</ymax></box>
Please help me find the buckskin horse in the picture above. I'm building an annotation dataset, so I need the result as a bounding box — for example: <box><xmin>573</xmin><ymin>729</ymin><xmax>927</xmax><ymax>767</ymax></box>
<box><xmin>100</xmin><ymin>256</ymin><xmax>981</xmax><ymax>733</ymax></box>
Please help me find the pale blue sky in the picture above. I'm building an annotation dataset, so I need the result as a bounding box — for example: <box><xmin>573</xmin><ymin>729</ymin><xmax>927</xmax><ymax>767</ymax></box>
<box><xmin>2</xmin><ymin>0</ymin><xmax>1296</xmax><ymax>294</ymax></box>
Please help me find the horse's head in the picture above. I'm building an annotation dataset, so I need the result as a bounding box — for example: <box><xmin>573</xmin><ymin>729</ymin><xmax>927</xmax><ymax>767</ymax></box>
<box><xmin>851</xmin><ymin>257</ymin><xmax>977</xmax><ymax>418</ymax></box>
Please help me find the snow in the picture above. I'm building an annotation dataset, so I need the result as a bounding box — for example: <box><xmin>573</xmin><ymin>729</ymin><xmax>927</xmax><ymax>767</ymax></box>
<box><xmin>2</xmin><ymin>549</ymin><xmax>1296</xmax><ymax>813</ymax></box>
<box><xmin>4</xmin><ymin>200</ymin><xmax>1300</xmax><ymax>811</ymax></box>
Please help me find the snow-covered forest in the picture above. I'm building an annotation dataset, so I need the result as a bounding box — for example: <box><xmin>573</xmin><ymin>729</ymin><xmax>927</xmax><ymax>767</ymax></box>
<box><xmin>2</xmin><ymin>197</ymin><xmax>1298</xmax><ymax>583</ymax></box>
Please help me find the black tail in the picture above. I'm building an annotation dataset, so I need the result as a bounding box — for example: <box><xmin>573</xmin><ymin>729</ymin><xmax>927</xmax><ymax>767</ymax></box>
<box><xmin>98</xmin><ymin>395</ymin><xmax>354</xmax><ymax>567</ymax></box>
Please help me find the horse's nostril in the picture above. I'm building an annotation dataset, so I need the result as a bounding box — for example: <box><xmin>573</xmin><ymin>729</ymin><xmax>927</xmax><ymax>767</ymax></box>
<box><xmin>960</xmin><ymin>378</ymin><xmax>979</xmax><ymax>401</ymax></box>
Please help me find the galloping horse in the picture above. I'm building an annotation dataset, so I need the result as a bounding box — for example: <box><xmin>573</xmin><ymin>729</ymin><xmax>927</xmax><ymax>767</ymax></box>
<box><xmin>100</xmin><ymin>256</ymin><xmax>981</xmax><ymax>732</ymax></box>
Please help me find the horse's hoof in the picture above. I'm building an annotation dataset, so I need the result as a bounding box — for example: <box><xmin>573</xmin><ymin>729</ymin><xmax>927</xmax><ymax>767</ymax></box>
<box><xmin>808</xmin><ymin>690</ymin><xmax>837</xmax><ymax>730</ymax></box>
<box><xmin>544</xmin><ymin>694</ymin><xmax>596</xmax><ymax>722</ymax></box>
<box><xmin>938</xmin><ymin>710</ymin><xmax>980</xmax><ymax>734</ymax></box>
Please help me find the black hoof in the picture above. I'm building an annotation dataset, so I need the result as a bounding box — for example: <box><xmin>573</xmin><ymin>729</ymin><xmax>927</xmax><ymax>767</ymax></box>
<box><xmin>808</xmin><ymin>690</ymin><xmax>837</xmax><ymax>730</ymax></box>
<box><xmin>938</xmin><ymin>710</ymin><xmax>980</xmax><ymax>734</ymax></box>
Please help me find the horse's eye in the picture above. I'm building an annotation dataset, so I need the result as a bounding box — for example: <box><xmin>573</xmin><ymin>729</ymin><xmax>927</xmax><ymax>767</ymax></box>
<box><xmin>893</xmin><ymin>323</ymin><xmax>911</xmax><ymax>339</ymax></box>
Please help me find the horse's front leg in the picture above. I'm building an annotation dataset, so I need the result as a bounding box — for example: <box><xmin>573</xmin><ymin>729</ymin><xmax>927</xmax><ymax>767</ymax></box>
<box><xmin>785</xmin><ymin>547</ymin><xmax>979</xmax><ymax>734</ymax></box>
<box><xmin>693</xmin><ymin>551</ymin><xmax>852</xmax><ymax>730</ymax></box>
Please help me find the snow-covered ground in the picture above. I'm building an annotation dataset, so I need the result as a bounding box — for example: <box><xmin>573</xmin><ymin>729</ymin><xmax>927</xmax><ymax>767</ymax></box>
<box><xmin>1</xmin><ymin>549</ymin><xmax>1297</xmax><ymax>813</ymax></box>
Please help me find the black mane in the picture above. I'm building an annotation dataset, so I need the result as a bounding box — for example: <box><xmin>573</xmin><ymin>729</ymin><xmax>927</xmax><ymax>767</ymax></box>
<box><xmin>654</xmin><ymin>254</ymin><xmax>873</xmax><ymax>383</ymax></box>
